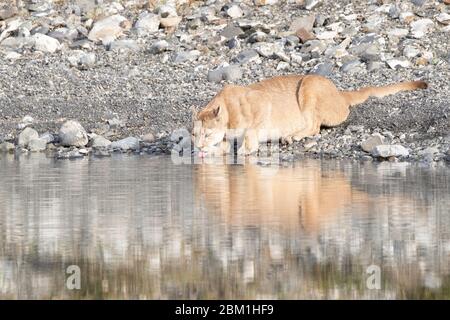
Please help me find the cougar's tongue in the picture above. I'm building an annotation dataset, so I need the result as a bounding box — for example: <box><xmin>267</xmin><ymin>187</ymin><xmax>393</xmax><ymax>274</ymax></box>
<box><xmin>198</xmin><ymin>151</ymin><xmax>207</xmax><ymax>158</ymax></box>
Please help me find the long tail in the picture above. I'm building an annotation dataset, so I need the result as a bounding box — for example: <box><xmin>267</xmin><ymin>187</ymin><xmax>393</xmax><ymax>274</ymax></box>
<box><xmin>341</xmin><ymin>80</ymin><xmax>428</xmax><ymax>106</ymax></box>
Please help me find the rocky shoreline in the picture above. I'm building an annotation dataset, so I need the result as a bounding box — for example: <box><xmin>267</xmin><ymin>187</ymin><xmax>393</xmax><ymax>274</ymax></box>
<box><xmin>0</xmin><ymin>0</ymin><xmax>449</xmax><ymax>164</ymax></box>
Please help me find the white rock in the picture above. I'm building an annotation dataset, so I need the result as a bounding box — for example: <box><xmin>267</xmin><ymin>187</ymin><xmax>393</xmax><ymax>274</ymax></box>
<box><xmin>371</xmin><ymin>145</ymin><xmax>409</xmax><ymax>158</ymax></box>
<box><xmin>59</xmin><ymin>120</ymin><xmax>88</xmax><ymax>147</ymax></box>
<box><xmin>254</xmin><ymin>0</ymin><xmax>278</xmax><ymax>5</ymax></box>
<box><xmin>276</xmin><ymin>61</ymin><xmax>290</xmax><ymax>71</ymax></box>
<box><xmin>88</xmin><ymin>15</ymin><xmax>129</xmax><ymax>45</ymax></box>
<box><xmin>436</xmin><ymin>13</ymin><xmax>450</xmax><ymax>25</ymax></box>
<box><xmin>387</xmin><ymin>28</ymin><xmax>409</xmax><ymax>37</ymax></box>
<box><xmin>316</xmin><ymin>31</ymin><xmax>337</xmax><ymax>40</ymax></box>
<box><xmin>32</xmin><ymin>33</ymin><xmax>61</xmax><ymax>53</ymax></box>
<box><xmin>403</xmin><ymin>45</ymin><xmax>421</xmax><ymax>58</ymax></box>
<box><xmin>18</xmin><ymin>127</ymin><xmax>39</xmax><ymax>147</ymax></box>
<box><xmin>111</xmin><ymin>137</ymin><xmax>140</xmax><ymax>151</ymax></box>
<box><xmin>134</xmin><ymin>11</ymin><xmax>160</xmax><ymax>35</ymax></box>
<box><xmin>410</xmin><ymin>18</ymin><xmax>434</xmax><ymax>39</ymax></box>
<box><xmin>28</xmin><ymin>138</ymin><xmax>47</xmax><ymax>152</ymax></box>
<box><xmin>91</xmin><ymin>135</ymin><xmax>111</xmax><ymax>148</ymax></box>
<box><xmin>387</xmin><ymin>58</ymin><xmax>411</xmax><ymax>69</ymax></box>
<box><xmin>227</xmin><ymin>5</ymin><xmax>243</xmax><ymax>19</ymax></box>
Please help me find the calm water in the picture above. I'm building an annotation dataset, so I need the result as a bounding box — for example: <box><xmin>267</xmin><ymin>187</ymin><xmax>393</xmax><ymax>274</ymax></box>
<box><xmin>0</xmin><ymin>153</ymin><xmax>449</xmax><ymax>299</ymax></box>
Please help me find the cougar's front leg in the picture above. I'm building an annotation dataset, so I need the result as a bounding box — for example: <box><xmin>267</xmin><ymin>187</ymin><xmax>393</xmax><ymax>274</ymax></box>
<box><xmin>237</xmin><ymin>129</ymin><xmax>259</xmax><ymax>155</ymax></box>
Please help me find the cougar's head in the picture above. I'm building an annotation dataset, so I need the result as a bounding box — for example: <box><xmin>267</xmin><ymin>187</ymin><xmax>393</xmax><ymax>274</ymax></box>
<box><xmin>192</xmin><ymin>95</ymin><xmax>229</xmax><ymax>157</ymax></box>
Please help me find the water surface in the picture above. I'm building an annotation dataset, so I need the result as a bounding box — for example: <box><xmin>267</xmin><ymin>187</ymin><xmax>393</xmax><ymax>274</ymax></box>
<box><xmin>0</xmin><ymin>154</ymin><xmax>449</xmax><ymax>299</ymax></box>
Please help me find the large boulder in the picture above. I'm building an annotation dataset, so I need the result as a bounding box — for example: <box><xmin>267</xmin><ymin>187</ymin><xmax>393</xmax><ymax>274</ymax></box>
<box><xmin>58</xmin><ymin>120</ymin><xmax>88</xmax><ymax>147</ymax></box>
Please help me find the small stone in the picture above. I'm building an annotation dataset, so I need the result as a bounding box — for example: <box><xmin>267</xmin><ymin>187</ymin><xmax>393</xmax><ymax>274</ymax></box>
<box><xmin>226</xmin><ymin>5</ymin><xmax>244</xmax><ymax>19</ymax></box>
<box><xmin>220</xmin><ymin>25</ymin><xmax>244</xmax><ymax>40</ymax></box>
<box><xmin>111</xmin><ymin>137</ymin><xmax>140</xmax><ymax>151</ymax></box>
<box><xmin>40</xmin><ymin>132</ymin><xmax>54</xmax><ymax>143</ymax></box>
<box><xmin>387</xmin><ymin>58</ymin><xmax>411</xmax><ymax>69</ymax></box>
<box><xmin>290</xmin><ymin>15</ymin><xmax>316</xmax><ymax>34</ymax></box>
<box><xmin>341</xmin><ymin>60</ymin><xmax>363</xmax><ymax>73</ymax></box>
<box><xmin>361</xmin><ymin>133</ymin><xmax>384</xmax><ymax>153</ymax></box>
<box><xmin>233</xmin><ymin>49</ymin><xmax>259</xmax><ymax>64</ymax></box>
<box><xmin>91</xmin><ymin>135</ymin><xmax>112</xmax><ymax>149</ymax></box>
<box><xmin>387</xmin><ymin>28</ymin><xmax>409</xmax><ymax>38</ymax></box>
<box><xmin>410</xmin><ymin>19</ymin><xmax>434</xmax><ymax>39</ymax></box>
<box><xmin>296</xmin><ymin>28</ymin><xmax>315</xmax><ymax>43</ymax></box>
<box><xmin>160</xmin><ymin>16</ymin><xmax>182</xmax><ymax>28</ymax></box>
<box><xmin>134</xmin><ymin>12</ymin><xmax>160</xmax><ymax>35</ymax></box>
<box><xmin>28</xmin><ymin>138</ymin><xmax>47</xmax><ymax>152</ymax></box>
<box><xmin>18</xmin><ymin>127</ymin><xmax>39</xmax><ymax>148</ymax></box>
<box><xmin>88</xmin><ymin>15</ymin><xmax>130</xmax><ymax>45</ymax></box>
<box><xmin>254</xmin><ymin>0</ymin><xmax>279</xmax><ymax>5</ymax></box>
<box><xmin>109</xmin><ymin>39</ymin><xmax>139</xmax><ymax>51</ymax></box>
<box><xmin>436</xmin><ymin>13</ymin><xmax>450</xmax><ymax>25</ymax></box>
<box><xmin>410</xmin><ymin>0</ymin><xmax>426</xmax><ymax>6</ymax></box>
<box><xmin>173</xmin><ymin>50</ymin><xmax>200</xmax><ymax>64</ymax></box>
<box><xmin>142</xmin><ymin>133</ymin><xmax>155</xmax><ymax>143</ymax></box>
<box><xmin>305</xmin><ymin>0</ymin><xmax>320</xmax><ymax>10</ymax></box>
<box><xmin>248</xmin><ymin>31</ymin><xmax>267</xmax><ymax>43</ymax></box>
<box><xmin>372</xmin><ymin>145</ymin><xmax>409</xmax><ymax>158</ymax></box>
<box><xmin>403</xmin><ymin>45</ymin><xmax>421</xmax><ymax>59</ymax></box>
<box><xmin>0</xmin><ymin>142</ymin><xmax>15</xmax><ymax>153</ymax></box>
<box><xmin>59</xmin><ymin>120</ymin><xmax>88</xmax><ymax>147</ymax></box>
<box><xmin>32</xmin><ymin>33</ymin><xmax>60</xmax><ymax>53</ymax></box>
<box><xmin>208</xmin><ymin>65</ymin><xmax>242</xmax><ymax>83</ymax></box>
<box><xmin>310</xmin><ymin>61</ymin><xmax>333</xmax><ymax>76</ymax></box>
<box><xmin>276</xmin><ymin>61</ymin><xmax>290</xmax><ymax>71</ymax></box>
<box><xmin>149</xmin><ymin>40</ymin><xmax>169</xmax><ymax>54</ymax></box>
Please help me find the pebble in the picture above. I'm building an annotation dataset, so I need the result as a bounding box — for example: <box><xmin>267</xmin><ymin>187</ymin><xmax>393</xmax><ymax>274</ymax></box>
<box><xmin>226</xmin><ymin>5</ymin><xmax>244</xmax><ymax>19</ymax></box>
<box><xmin>208</xmin><ymin>65</ymin><xmax>242</xmax><ymax>83</ymax></box>
<box><xmin>149</xmin><ymin>40</ymin><xmax>169</xmax><ymax>54</ymax></box>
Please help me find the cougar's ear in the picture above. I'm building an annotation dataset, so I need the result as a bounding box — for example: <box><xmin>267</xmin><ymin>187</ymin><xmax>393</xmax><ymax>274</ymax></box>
<box><xmin>213</xmin><ymin>105</ymin><xmax>221</xmax><ymax>117</ymax></box>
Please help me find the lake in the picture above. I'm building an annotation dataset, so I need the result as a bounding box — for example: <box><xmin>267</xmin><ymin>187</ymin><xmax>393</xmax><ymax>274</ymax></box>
<box><xmin>0</xmin><ymin>154</ymin><xmax>449</xmax><ymax>299</ymax></box>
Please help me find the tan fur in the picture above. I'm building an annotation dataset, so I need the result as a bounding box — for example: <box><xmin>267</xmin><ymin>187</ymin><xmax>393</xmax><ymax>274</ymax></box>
<box><xmin>193</xmin><ymin>75</ymin><xmax>427</xmax><ymax>155</ymax></box>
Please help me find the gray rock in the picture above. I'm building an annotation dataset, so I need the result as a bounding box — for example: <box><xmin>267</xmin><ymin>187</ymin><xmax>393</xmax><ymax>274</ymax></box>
<box><xmin>341</xmin><ymin>60</ymin><xmax>363</xmax><ymax>73</ymax></box>
<box><xmin>371</xmin><ymin>145</ymin><xmax>409</xmax><ymax>158</ymax></box>
<box><xmin>410</xmin><ymin>19</ymin><xmax>434</xmax><ymax>39</ymax></box>
<box><xmin>289</xmin><ymin>15</ymin><xmax>315</xmax><ymax>33</ymax></box>
<box><xmin>310</xmin><ymin>61</ymin><xmax>333</xmax><ymax>76</ymax></box>
<box><xmin>410</xmin><ymin>0</ymin><xmax>426</xmax><ymax>6</ymax></box>
<box><xmin>248</xmin><ymin>31</ymin><xmax>267</xmax><ymax>43</ymax></box>
<box><xmin>233</xmin><ymin>49</ymin><xmax>259</xmax><ymax>64</ymax></box>
<box><xmin>109</xmin><ymin>39</ymin><xmax>139</xmax><ymax>51</ymax></box>
<box><xmin>226</xmin><ymin>5</ymin><xmax>243</xmax><ymax>19</ymax></box>
<box><xmin>361</xmin><ymin>133</ymin><xmax>384</xmax><ymax>153</ymax></box>
<box><xmin>28</xmin><ymin>138</ymin><xmax>47</xmax><ymax>152</ymax></box>
<box><xmin>220</xmin><ymin>25</ymin><xmax>244</xmax><ymax>40</ymax></box>
<box><xmin>18</xmin><ymin>127</ymin><xmax>39</xmax><ymax>147</ymax></box>
<box><xmin>88</xmin><ymin>15</ymin><xmax>129</xmax><ymax>45</ymax></box>
<box><xmin>0</xmin><ymin>142</ymin><xmax>15</xmax><ymax>153</ymax></box>
<box><xmin>134</xmin><ymin>11</ymin><xmax>160</xmax><ymax>35</ymax></box>
<box><xmin>305</xmin><ymin>0</ymin><xmax>320</xmax><ymax>10</ymax></box>
<box><xmin>173</xmin><ymin>50</ymin><xmax>200</xmax><ymax>64</ymax></box>
<box><xmin>91</xmin><ymin>135</ymin><xmax>112</xmax><ymax>148</ymax></box>
<box><xmin>207</xmin><ymin>65</ymin><xmax>242</xmax><ymax>83</ymax></box>
<box><xmin>40</xmin><ymin>132</ymin><xmax>55</xmax><ymax>143</ymax></box>
<box><xmin>32</xmin><ymin>33</ymin><xmax>61</xmax><ymax>53</ymax></box>
<box><xmin>149</xmin><ymin>40</ymin><xmax>169</xmax><ymax>54</ymax></box>
<box><xmin>142</xmin><ymin>133</ymin><xmax>155</xmax><ymax>143</ymax></box>
<box><xmin>58</xmin><ymin>120</ymin><xmax>88</xmax><ymax>147</ymax></box>
<box><xmin>111</xmin><ymin>137</ymin><xmax>140</xmax><ymax>151</ymax></box>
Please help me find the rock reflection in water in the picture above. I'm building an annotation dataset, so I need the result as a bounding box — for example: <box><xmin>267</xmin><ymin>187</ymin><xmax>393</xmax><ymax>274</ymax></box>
<box><xmin>0</xmin><ymin>154</ymin><xmax>449</xmax><ymax>299</ymax></box>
